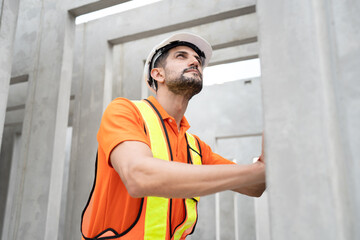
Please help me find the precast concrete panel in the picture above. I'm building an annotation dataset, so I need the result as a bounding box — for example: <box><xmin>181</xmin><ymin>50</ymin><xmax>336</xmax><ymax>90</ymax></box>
<box><xmin>2</xmin><ymin>0</ymin><xmax>358</xmax><ymax>239</ymax></box>
<box><xmin>187</xmin><ymin>195</ymin><xmax>216</xmax><ymax>240</ymax></box>
<box><xmin>257</xmin><ymin>0</ymin><xmax>360</xmax><ymax>239</ymax></box>
<box><xmin>86</xmin><ymin>0</ymin><xmax>256</xmax><ymax>44</ymax></box>
<box><xmin>0</xmin><ymin>127</ymin><xmax>21</xmax><ymax>239</ymax></box>
<box><xmin>69</xmin><ymin>0</ymin><xmax>130</xmax><ymax>16</ymax></box>
<box><xmin>211</xmin><ymin>42</ymin><xmax>259</xmax><ymax>66</ymax></box>
<box><xmin>216</xmin><ymin>136</ymin><xmax>261</xmax><ymax>240</ymax></box>
<box><xmin>3</xmin><ymin>0</ymin><xmax>76</xmax><ymax>239</ymax></box>
<box><xmin>63</xmin><ymin>22</ymin><xmax>104</xmax><ymax>240</ymax></box>
<box><xmin>187</xmin><ymin>78</ymin><xmax>263</xmax><ymax>148</ymax></box>
<box><xmin>0</xmin><ymin>127</ymin><xmax>19</xmax><ymax>238</ymax></box>
<box><xmin>186</xmin><ymin>79</ymin><xmax>264</xmax><ymax>239</ymax></box>
<box><xmin>11</xmin><ymin>0</ymin><xmax>43</xmax><ymax>77</ymax></box>
<box><xmin>0</xmin><ymin>0</ymin><xmax>20</xmax><ymax>149</ymax></box>
<box><xmin>328</xmin><ymin>1</ymin><xmax>360</xmax><ymax>236</ymax></box>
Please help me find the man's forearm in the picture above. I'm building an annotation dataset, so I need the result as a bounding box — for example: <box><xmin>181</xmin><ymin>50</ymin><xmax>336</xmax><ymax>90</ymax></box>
<box><xmin>233</xmin><ymin>182</ymin><xmax>266</xmax><ymax>197</ymax></box>
<box><xmin>131</xmin><ymin>159</ymin><xmax>265</xmax><ymax>198</ymax></box>
<box><xmin>118</xmin><ymin>156</ymin><xmax>265</xmax><ymax>198</ymax></box>
<box><xmin>112</xmin><ymin>141</ymin><xmax>266</xmax><ymax>199</ymax></box>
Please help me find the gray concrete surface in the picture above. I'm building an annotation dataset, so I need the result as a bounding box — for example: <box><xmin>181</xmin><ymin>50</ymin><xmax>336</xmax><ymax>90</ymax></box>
<box><xmin>187</xmin><ymin>78</ymin><xmax>264</xmax><ymax>239</ymax></box>
<box><xmin>0</xmin><ymin>0</ymin><xmax>20</xmax><ymax>149</ymax></box>
<box><xmin>257</xmin><ymin>0</ymin><xmax>360</xmax><ymax>239</ymax></box>
<box><xmin>1</xmin><ymin>0</ymin><xmax>75</xmax><ymax>239</ymax></box>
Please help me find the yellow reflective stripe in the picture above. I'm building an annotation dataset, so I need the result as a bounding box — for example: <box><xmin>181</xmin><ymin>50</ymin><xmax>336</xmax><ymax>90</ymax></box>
<box><xmin>133</xmin><ymin>101</ymin><xmax>169</xmax><ymax>240</ymax></box>
<box><xmin>133</xmin><ymin>101</ymin><xmax>169</xmax><ymax>160</ymax></box>
<box><xmin>132</xmin><ymin>102</ymin><xmax>203</xmax><ymax>240</ymax></box>
<box><xmin>173</xmin><ymin>199</ymin><xmax>198</xmax><ymax>240</ymax></box>
<box><xmin>186</xmin><ymin>133</ymin><xmax>201</xmax><ymax>201</ymax></box>
<box><xmin>172</xmin><ymin>133</ymin><xmax>201</xmax><ymax>240</ymax></box>
<box><xmin>186</xmin><ymin>133</ymin><xmax>201</xmax><ymax>165</ymax></box>
<box><xmin>144</xmin><ymin>197</ymin><xmax>169</xmax><ymax>240</ymax></box>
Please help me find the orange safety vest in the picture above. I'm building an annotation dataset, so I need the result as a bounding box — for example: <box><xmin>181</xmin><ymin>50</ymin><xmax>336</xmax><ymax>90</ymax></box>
<box><xmin>81</xmin><ymin>99</ymin><xmax>202</xmax><ymax>240</ymax></box>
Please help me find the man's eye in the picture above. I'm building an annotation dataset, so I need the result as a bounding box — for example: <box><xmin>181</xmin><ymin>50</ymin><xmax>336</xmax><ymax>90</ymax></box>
<box><xmin>177</xmin><ymin>54</ymin><xmax>185</xmax><ymax>58</ymax></box>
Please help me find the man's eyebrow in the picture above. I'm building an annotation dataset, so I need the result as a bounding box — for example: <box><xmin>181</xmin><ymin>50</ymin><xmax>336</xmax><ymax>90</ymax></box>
<box><xmin>174</xmin><ymin>50</ymin><xmax>201</xmax><ymax>60</ymax></box>
<box><xmin>174</xmin><ymin>50</ymin><xmax>189</xmax><ymax>55</ymax></box>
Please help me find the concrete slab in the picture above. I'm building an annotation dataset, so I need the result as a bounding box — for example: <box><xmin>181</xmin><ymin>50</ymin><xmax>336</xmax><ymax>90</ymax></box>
<box><xmin>84</xmin><ymin>0</ymin><xmax>255</xmax><ymax>44</ymax></box>
<box><xmin>69</xmin><ymin>0</ymin><xmax>130</xmax><ymax>16</ymax></box>
<box><xmin>211</xmin><ymin>42</ymin><xmax>259</xmax><ymax>66</ymax></box>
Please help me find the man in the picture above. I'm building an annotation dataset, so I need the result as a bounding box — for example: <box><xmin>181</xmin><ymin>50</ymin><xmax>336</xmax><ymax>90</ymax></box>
<box><xmin>81</xmin><ymin>33</ymin><xmax>266</xmax><ymax>240</ymax></box>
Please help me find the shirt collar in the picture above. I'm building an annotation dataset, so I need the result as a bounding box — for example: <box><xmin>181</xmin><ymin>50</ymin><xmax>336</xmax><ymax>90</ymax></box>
<box><xmin>147</xmin><ymin>96</ymin><xmax>190</xmax><ymax>130</ymax></box>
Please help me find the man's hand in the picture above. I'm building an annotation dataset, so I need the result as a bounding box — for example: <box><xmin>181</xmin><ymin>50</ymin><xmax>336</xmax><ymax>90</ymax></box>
<box><xmin>234</xmin><ymin>133</ymin><xmax>266</xmax><ymax>197</ymax></box>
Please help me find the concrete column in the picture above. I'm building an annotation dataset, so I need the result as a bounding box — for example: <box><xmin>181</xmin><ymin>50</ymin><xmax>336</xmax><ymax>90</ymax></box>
<box><xmin>257</xmin><ymin>0</ymin><xmax>360</xmax><ymax>239</ymax></box>
<box><xmin>0</xmin><ymin>126</ymin><xmax>21</xmax><ymax>238</ymax></box>
<box><xmin>63</xmin><ymin>20</ymin><xmax>108</xmax><ymax>239</ymax></box>
<box><xmin>1</xmin><ymin>127</ymin><xmax>21</xmax><ymax>240</ymax></box>
<box><xmin>4</xmin><ymin>0</ymin><xmax>75</xmax><ymax>239</ymax></box>
<box><xmin>0</xmin><ymin>0</ymin><xmax>20</xmax><ymax>148</ymax></box>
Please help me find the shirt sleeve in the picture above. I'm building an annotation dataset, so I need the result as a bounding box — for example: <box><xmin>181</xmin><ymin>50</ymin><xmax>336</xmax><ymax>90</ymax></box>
<box><xmin>97</xmin><ymin>98</ymin><xmax>150</xmax><ymax>166</ymax></box>
<box><xmin>194</xmin><ymin>135</ymin><xmax>235</xmax><ymax>165</ymax></box>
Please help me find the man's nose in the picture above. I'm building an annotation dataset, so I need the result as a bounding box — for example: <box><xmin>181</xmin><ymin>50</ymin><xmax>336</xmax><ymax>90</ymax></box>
<box><xmin>189</xmin><ymin>57</ymin><xmax>200</xmax><ymax>68</ymax></box>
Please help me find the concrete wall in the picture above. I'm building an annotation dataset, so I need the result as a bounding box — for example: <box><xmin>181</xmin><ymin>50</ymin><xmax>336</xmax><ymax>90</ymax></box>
<box><xmin>0</xmin><ymin>0</ymin><xmax>20</xmax><ymax>148</ymax></box>
<box><xmin>186</xmin><ymin>78</ymin><xmax>267</xmax><ymax>240</ymax></box>
<box><xmin>257</xmin><ymin>0</ymin><xmax>360</xmax><ymax>239</ymax></box>
<box><xmin>1</xmin><ymin>0</ymin><xmax>75</xmax><ymax>238</ymax></box>
<box><xmin>0</xmin><ymin>0</ymin><xmax>21</xmax><ymax>235</ymax></box>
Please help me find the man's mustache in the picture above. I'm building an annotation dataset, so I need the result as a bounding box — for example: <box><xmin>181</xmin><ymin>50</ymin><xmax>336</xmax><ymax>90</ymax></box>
<box><xmin>183</xmin><ymin>66</ymin><xmax>202</xmax><ymax>78</ymax></box>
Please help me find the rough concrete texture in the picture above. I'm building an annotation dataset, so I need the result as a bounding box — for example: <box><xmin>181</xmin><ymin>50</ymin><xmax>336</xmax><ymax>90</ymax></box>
<box><xmin>187</xmin><ymin>78</ymin><xmax>264</xmax><ymax>240</ymax></box>
<box><xmin>257</xmin><ymin>0</ymin><xmax>360</xmax><ymax>239</ymax></box>
<box><xmin>1</xmin><ymin>0</ymin><xmax>75</xmax><ymax>239</ymax></box>
<box><xmin>0</xmin><ymin>0</ymin><xmax>20</xmax><ymax>148</ymax></box>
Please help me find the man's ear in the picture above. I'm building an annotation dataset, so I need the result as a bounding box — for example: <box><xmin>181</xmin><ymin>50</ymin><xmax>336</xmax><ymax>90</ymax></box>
<box><xmin>150</xmin><ymin>67</ymin><xmax>165</xmax><ymax>83</ymax></box>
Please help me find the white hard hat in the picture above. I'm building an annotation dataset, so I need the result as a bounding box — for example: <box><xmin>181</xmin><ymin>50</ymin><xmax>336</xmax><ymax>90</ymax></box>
<box><xmin>143</xmin><ymin>32</ymin><xmax>213</xmax><ymax>93</ymax></box>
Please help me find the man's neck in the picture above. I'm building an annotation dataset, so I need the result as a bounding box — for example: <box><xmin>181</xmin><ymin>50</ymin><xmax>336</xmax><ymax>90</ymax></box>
<box><xmin>156</xmin><ymin>91</ymin><xmax>189</xmax><ymax>130</ymax></box>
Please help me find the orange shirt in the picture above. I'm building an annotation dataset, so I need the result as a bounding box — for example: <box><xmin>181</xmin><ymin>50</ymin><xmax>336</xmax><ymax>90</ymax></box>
<box><xmin>82</xmin><ymin>96</ymin><xmax>233</xmax><ymax>238</ymax></box>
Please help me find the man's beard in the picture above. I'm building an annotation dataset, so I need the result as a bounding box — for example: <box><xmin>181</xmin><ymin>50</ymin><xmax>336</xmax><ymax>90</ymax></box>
<box><xmin>166</xmin><ymin>67</ymin><xmax>203</xmax><ymax>100</ymax></box>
